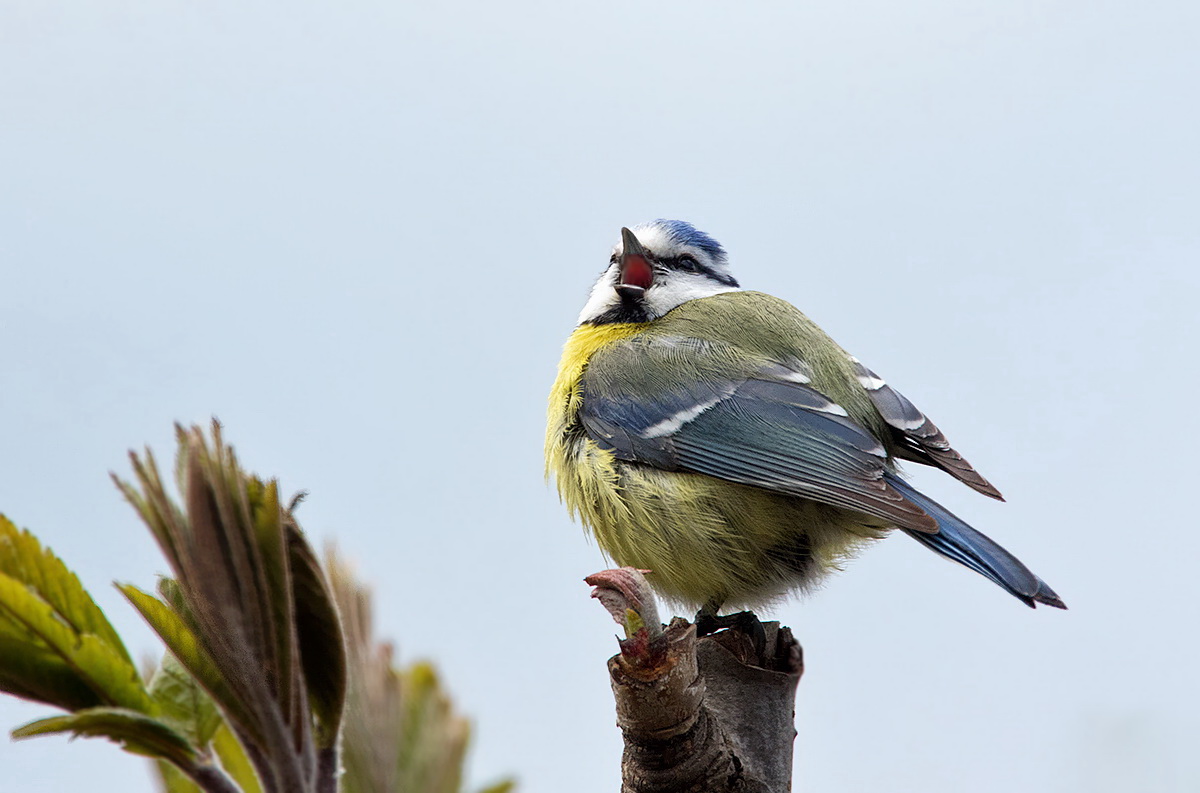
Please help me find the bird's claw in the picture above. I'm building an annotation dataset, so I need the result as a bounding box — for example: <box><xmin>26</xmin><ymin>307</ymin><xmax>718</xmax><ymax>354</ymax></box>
<box><xmin>693</xmin><ymin>608</ymin><xmax>768</xmax><ymax>660</ymax></box>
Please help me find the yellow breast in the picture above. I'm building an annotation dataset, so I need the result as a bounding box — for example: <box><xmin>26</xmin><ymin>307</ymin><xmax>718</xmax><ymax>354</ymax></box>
<box><xmin>543</xmin><ymin>320</ymin><xmax>885</xmax><ymax>610</ymax></box>
<box><xmin>544</xmin><ymin>322</ymin><xmax>646</xmax><ymax>502</ymax></box>
<box><xmin>545</xmin><ymin>322</ymin><xmax>648</xmax><ymax>443</ymax></box>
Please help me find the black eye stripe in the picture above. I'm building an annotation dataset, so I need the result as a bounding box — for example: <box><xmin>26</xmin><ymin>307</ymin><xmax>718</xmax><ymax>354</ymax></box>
<box><xmin>660</xmin><ymin>255</ymin><xmax>698</xmax><ymax>271</ymax></box>
<box><xmin>604</xmin><ymin>252</ymin><xmax>739</xmax><ymax>288</ymax></box>
<box><xmin>657</xmin><ymin>255</ymin><xmax>739</xmax><ymax>287</ymax></box>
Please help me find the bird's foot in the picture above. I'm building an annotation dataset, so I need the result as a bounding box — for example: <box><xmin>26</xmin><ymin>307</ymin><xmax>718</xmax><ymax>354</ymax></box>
<box><xmin>694</xmin><ymin>606</ymin><xmax>767</xmax><ymax>660</ymax></box>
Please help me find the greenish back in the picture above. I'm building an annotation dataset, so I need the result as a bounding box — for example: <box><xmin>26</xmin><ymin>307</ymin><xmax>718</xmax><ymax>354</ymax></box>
<box><xmin>632</xmin><ymin>291</ymin><xmax>891</xmax><ymax>442</ymax></box>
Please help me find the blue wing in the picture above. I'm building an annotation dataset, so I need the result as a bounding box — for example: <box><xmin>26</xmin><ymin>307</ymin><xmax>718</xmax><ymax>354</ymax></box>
<box><xmin>579</xmin><ymin>342</ymin><xmax>939</xmax><ymax>533</ymax></box>
<box><xmin>576</xmin><ymin>331</ymin><xmax>1066</xmax><ymax>609</ymax></box>
<box><xmin>849</xmin><ymin>358</ymin><xmax>1003</xmax><ymax>500</ymax></box>
<box><xmin>887</xmin><ymin>477</ymin><xmax>1066</xmax><ymax>609</ymax></box>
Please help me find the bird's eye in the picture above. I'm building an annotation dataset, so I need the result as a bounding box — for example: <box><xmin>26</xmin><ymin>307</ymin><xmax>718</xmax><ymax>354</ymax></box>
<box><xmin>677</xmin><ymin>254</ymin><xmax>699</xmax><ymax>272</ymax></box>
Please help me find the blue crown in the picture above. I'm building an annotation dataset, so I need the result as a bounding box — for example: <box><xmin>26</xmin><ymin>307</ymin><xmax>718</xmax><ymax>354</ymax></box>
<box><xmin>645</xmin><ymin>219</ymin><xmax>727</xmax><ymax>263</ymax></box>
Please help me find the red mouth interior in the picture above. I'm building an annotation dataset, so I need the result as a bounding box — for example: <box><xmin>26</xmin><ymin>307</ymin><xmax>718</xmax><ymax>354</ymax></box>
<box><xmin>621</xmin><ymin>255</ymin><xmax>653</xmax><ymax>289</ymax></box>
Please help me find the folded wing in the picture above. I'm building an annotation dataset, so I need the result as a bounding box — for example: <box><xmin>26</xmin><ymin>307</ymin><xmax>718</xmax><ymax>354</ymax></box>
<box><xmin>579</xmin><ymin>337</ymin><xmax>938</xmax><ymax>533</ymax></box>
<box><xmin>849</xmin><ymin>357</ymin><xmax>1003</xmax><ymax>500</ymax></box>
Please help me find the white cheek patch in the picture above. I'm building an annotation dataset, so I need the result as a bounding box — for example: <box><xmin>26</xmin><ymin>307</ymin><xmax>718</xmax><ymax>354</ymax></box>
<box><xmin>577</xmin><ymin>265</ymin><xmax>621</xmax><ymax>324</ymax></box>
<box><xmin>642</xmin><ymin>274</ymin><xmax>740</xmax><ymax>319</ymax></box>
<box><xmin>576</xmin><ymin>269</ymin><xmax>740</xmax><ymax>324</ymax></box>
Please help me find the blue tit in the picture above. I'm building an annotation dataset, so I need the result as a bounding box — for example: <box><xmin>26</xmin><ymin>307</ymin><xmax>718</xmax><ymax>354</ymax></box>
<box><xmin>546</xmin><ymin>219</ymin><xmax>1065</xmax><ymax>613</ymax></box>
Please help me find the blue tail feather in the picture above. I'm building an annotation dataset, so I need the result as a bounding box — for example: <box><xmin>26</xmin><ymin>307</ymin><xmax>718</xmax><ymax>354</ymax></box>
<box><xmin>886</xmin><ymin>475</ymin><xmax>1066</xmax><ymax>610</ymax></box>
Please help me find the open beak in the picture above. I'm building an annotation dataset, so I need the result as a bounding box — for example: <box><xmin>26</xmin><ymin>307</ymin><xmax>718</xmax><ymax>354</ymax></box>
<box><xmin>616</xmin><ymin>227</ymin><xmax>653</xmax><ymax>299</ymax></box>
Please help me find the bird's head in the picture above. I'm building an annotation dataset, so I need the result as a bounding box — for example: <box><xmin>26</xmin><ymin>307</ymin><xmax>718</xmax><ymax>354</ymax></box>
<box><xmin>578</xmin><ymin>220</ymin><xmax>740</xmax><ymax>325</ymax></box>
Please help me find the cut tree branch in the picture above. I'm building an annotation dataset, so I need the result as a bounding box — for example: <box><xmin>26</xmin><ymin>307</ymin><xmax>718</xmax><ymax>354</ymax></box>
<box><xmin>587</xmin><ymin>569</ymin><xmax>803</xmax><ymax>793</ymax></box>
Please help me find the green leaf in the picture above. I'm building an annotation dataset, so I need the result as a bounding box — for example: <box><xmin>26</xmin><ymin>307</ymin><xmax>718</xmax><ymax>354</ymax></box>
<box><xmin>287</xmin><ymin>521</ymin><xmax>346</xmax><ymax>749</ymax></box>
<box><xmin>0</xmin><ymin>572</ymin><xmax>151</xmax><ymax>712</ymax></box>
<box><xmin>0</xmin><ymin>515</ymin><xmax>132</xmax><ymax>663</ymax></box>
<box><xmin>156</xmin><ymin>576</ymin><xmax>198</xmax><ymax>631</ymax></box>
<box><xmin>118</xmin><ymin>584</ymin><xmax>260</xmax><ymax>744</ymax></box>
<box><xmin>113</xmin><ymin>448</ymin><xmax>187</xmax><ymax>575</ymax></box>
<box><xmin>397</xmin><ymin>662</ymin><xmax>471</xmax><ymax>793</ymax></box>
<box><xmin>122</xmin><ymin>424</ymin><xmax>325</xmax><ymax>793</ymax></box>
<box><xmin>155</xmin><ymin>759</ymin><xmax>203</xmax><ymax>793</ymax></box>
<box><xmin>12</xmin><ymin>707</ymin><xmax>197</xmax><ymax>770</ymax></box>
<box><xmin>0</xmin><ymin>631</ymin><xmax>103</xmax><ymax>711</ymax></box>
<box><xmin>148</xmin><ymin>652</ymin><xmax>223</xmax><ymax>747</ymax></box>
<box><xmin>477</xmin><ymin>781</ymin><xmax>518</xmax><ymax>793</ymax></box>
<box><xmin>244</xmin><ymin>476</ymin><xmax>295</xmax><ymax>727</ymax></box>
<box><xmin>212</xmin><ymin>722</ymin><xmax>263</xmax><ymax>793</ymax></box>
<box><xmin>0</xmin><ymin>516</ymin><xmax>146</xmax><ymax>711</ymax></box>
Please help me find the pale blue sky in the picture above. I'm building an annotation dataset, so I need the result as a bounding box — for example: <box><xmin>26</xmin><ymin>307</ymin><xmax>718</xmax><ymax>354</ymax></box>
<box><xmin>1</xmin><ymin>1</ymin><xmax>1198</xmax><ymax>791</ymax></box>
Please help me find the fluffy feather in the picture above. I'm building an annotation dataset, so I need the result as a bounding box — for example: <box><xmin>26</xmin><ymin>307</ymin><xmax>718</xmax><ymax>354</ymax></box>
<box><xmin>547</xmin><ymin>221</ymin><xmax>1065</xmax><ymax>611</ymax></box>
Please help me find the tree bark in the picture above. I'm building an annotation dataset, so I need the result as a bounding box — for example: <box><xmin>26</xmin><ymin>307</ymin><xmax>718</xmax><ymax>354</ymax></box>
<box><xmin>589</xmin><ymin>571</ymin><xmax>803</xmax><ymax>793</ymax></box>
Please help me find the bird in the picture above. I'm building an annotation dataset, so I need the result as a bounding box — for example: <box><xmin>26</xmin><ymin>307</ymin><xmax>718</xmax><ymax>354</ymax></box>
<box><xmin>545</xmin><ymin>219</ymin><xmax>1065</xmax><ymax>618</ymax></box>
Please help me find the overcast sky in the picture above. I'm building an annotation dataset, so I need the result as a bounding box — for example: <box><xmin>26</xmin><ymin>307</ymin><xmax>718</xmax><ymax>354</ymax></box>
<box><xmin>2</xmin><ymin>1</ymin><xmax>1198</xmax><ymax>791</ymax></box>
